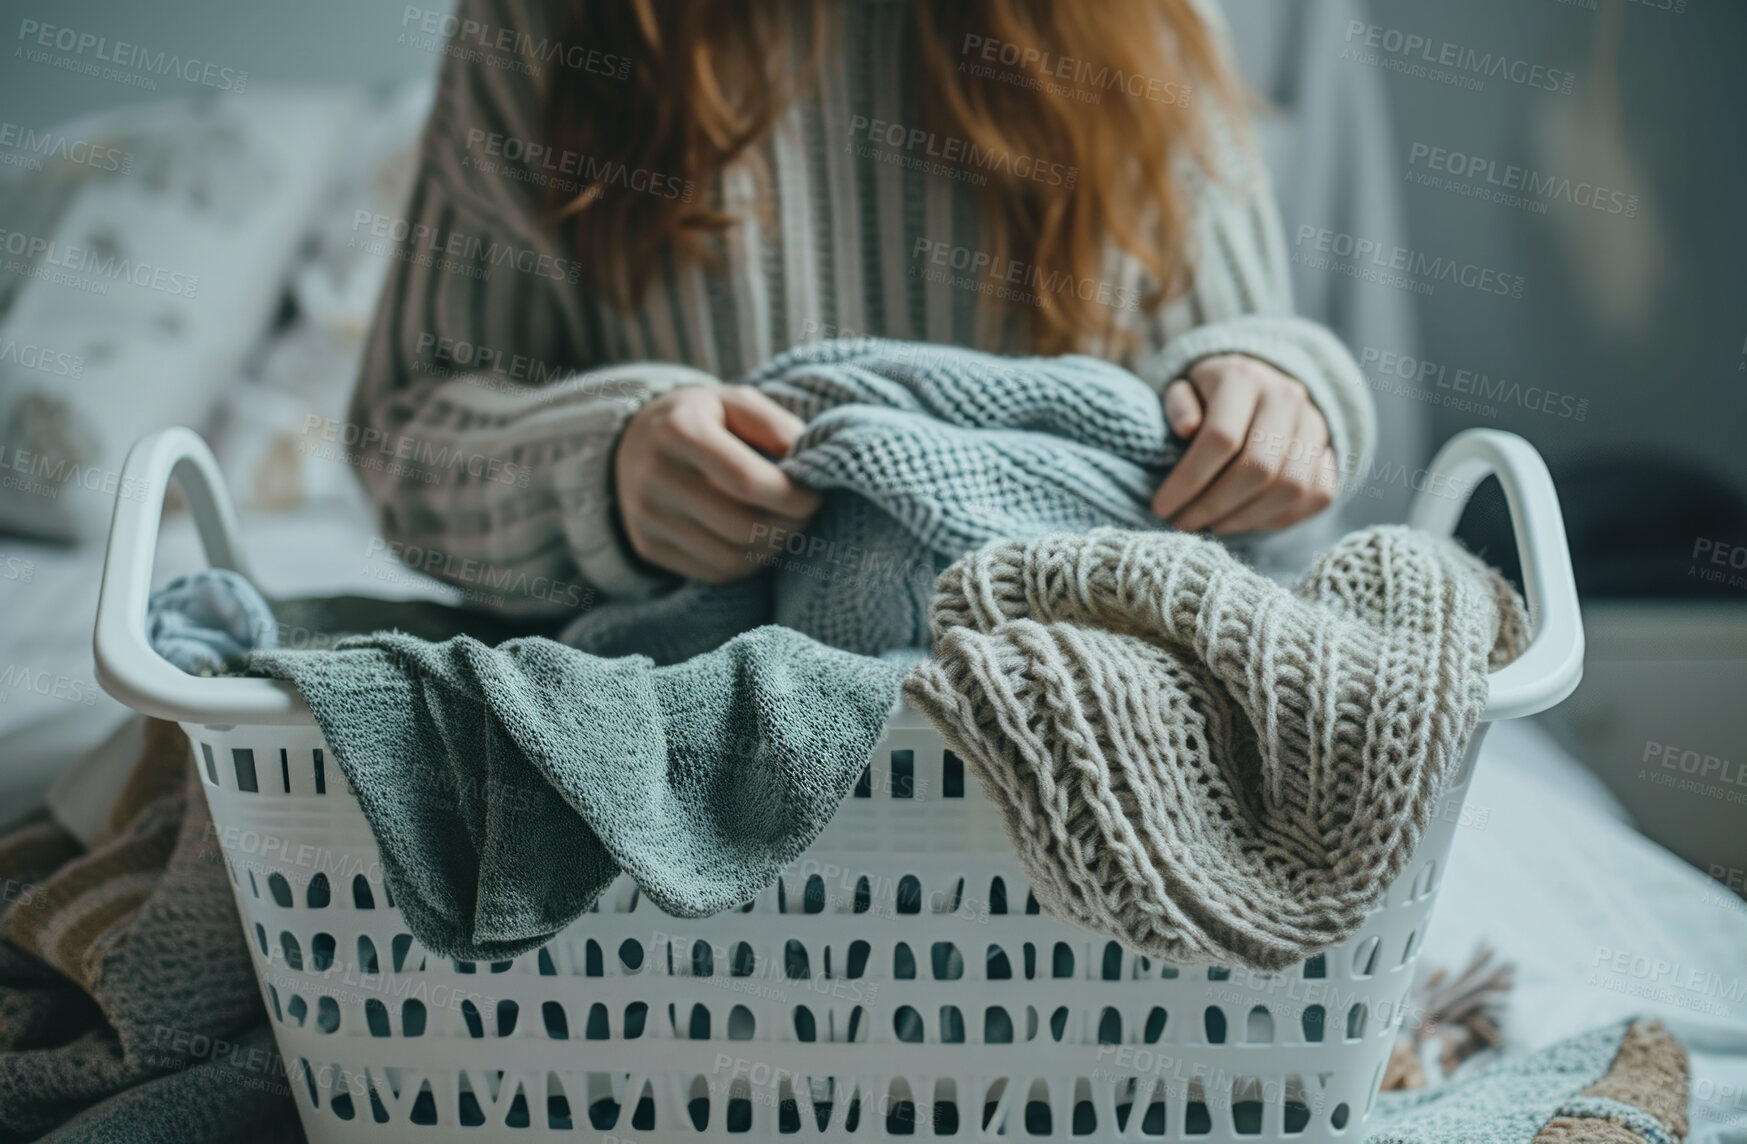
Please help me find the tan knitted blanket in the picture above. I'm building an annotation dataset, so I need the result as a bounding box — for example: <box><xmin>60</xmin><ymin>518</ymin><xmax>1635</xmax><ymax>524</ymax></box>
<box><xmin>903</xmin><ymin>526</ymin><xmax>1529</xmax><ymax>971</ymax></box>
<box><xmin>0</xmin><ymin>720</ymin><xmax>297</xmax><ymax>1141</ymax></box>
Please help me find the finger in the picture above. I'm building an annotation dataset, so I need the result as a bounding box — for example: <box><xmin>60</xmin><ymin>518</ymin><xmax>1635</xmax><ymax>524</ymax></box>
<box><xmin>1150</xmin><ymin>368</ymin><xmax>1259</xmax><ymax>521</ymax></box>
<box><xmin>637</xmin><ymin>512</ymin><xmax>759</xmax><ymax>584</ymax></box>
<box><xmin>718</xmin><ymin>386</ymin><xmax>808</xmax><ymax>457</ymax></box>
<box><xmin>1178</xmin><ymin>386</ymin><xmax>1301</xmax><ymax>533</ymax></box>
<box><xmin>662</xmin><ymin>472</ymin><xmax>811</xmax><ymax>550</ymax></box>
<box><xmin>1208</xmin><ymin>483</ymin><xmax>1300</xmax><ymax>535</ymax></box>
<box><xmin>1256</xmin><ymin>445</ymin><xmax>1341</xmax><ymax>531</ymax></box>
<box><xmin>664</xmin><ymin>415</ymin><xmax>823</xmax><ymax>518</ymax></box>
<box><xmin>1281</xmin><ymin>402</ymin><xmax>1333</xmax><ymax>480</ymax></box>
<box><xmin>1205</xmin><ymin>405</ymin><xmax>1328</xmax><ymax>534</ymax></box>
<box><xmin>1162</xmin><ymin>379</ymin><xmax>1203</xmax><ymax>438</ymax></box>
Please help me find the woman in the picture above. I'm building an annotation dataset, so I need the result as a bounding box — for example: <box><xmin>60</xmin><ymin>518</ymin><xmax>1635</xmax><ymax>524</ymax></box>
<box><xmin>355</xmin><ymin>0</ymin><xmax>1374</xmax><ymax>612</ymax></box>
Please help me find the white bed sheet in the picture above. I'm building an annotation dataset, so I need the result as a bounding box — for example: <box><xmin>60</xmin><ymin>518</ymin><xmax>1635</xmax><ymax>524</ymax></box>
<box><xmin>1426</xmin><ymin>717</ymin><xmax>1747</xmax><ymax>1141</ymax></box>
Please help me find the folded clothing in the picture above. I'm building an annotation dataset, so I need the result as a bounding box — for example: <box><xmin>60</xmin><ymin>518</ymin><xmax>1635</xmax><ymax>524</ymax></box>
<box><xmin>903</xmin><ymin>525</ymin><xmax>1529</xmax><ymax>971</ymax></box>
<box><xmin>0</xmin><ymin>721</ymin><xmax>1687</xmax><ymax>1144</ymax></box>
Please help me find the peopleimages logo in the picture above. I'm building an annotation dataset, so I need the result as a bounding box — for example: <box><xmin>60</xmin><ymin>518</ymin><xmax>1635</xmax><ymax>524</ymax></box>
<box><xmin>15</xmin><ymin>20</ymin><xmax>248</xmax><ymax>92</ymax></box>
<box><xmin>1641</xmin><ymin>736</ymin><xmax>1747</xmax><ymax>805</ymax></box>
<box><xmin>1686</xmin><ymin>538</ymin><xmax>1747</xmax><ymax>593</ymax></box>
<box><xmin>461</xmin><ymin>129</ymin><xmax>693</xmax><ymax>201</ymax></box>
<box><xmin>0</xmin><ymin>121</ymin><xmax>132</xmax><ymax>174</ymax></box>
<box><xmin>1710</xmin><ymin>865</ymin><xmax>1747</xmax><ymax>900</ymax></box>
<box><xmin>1358</xmin><ymin>347</ymin><xmax>1589</xmax><ymax>421</ymax></box>
<box><xmin>1342</xmin><ymin>21</ymin><xmax>1575</xmax><ymax>95</ymax></box>
<box><xmin>363</xmin><ymin>537</ymin><xmax>593</xmax><ymax>610</ymax></box>
<box><xmin>398</xmin><ymin>5</ymin><xmax>633</xmax><ymax>80</ymax></box>
<box><xmin>299</xmin><ymin>414</ymin><xmax>531</xmax><ymax>490</ymax></box>
<box><xmin>1589</xmin><ymin>946</ymin><xmax>1743</xmax><ymax>1018</ymax></box>
<box><xmin>0</xmin><ymin>665</ymin><xmax>101</xmax><ymax>706</ymax></box>
<box><xmin>0</xmin><ymin>442</ymin><xmax>150</xmax><ymax>503</ymax></box>
<box><xmin>412</xmin><ymin>332</ymin><xmax>573</xmax><ymax>388</ymax></box>
<box><xmin>957</xmin><ymin>33</ymin><xmax>1192</xmax><ymax>107</ymax></box>
<box><xmin>910</xmin><ymin>237</ymin><xmax>1139</xmax><ymax>312</ymax></box>
<box><xmin>848</xmin><ymin>115</ymin><xmax>1078</xmax><ymax>189</ymax></box>
<box><xmin>0</xmin><ymin>228</ymin><xmax>199</xmax><ymax>298</ymax></box>
<box><xmin>1407</xmin><ymin>143</ymin><xmax>1638</xmax><ymax>218</ymax></box>
<box><xmin>0</xmin><ymin>339</ymin><xmax>83</xmax><ymax>379</ymax></box>
<box><xmin>1292</xmin><ymin>226</ymin><xmax>1526</xmax><ymax>299</ymax></box>
<box><xmin>348</xmin><ymin>210</ymin><xmax>582</xmax><ymax>285</ymax></box>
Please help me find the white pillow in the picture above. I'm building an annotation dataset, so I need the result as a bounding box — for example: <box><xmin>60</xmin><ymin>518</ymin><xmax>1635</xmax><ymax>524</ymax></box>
<box><xmin>0</xmin><ymin>89</ymin><xmax>361</xmax><ymax>541</ymax></box>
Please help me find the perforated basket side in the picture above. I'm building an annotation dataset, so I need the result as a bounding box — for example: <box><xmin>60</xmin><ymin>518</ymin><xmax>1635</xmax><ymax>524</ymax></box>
<box><xmin>189</xmin><ymin>718</ymin><xmax>1487</xmax><ymax>1144</ymax></box>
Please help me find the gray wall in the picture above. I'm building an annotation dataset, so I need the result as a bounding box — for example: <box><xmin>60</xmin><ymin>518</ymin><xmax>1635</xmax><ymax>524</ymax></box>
<box><xmin>1361</xmin><ymin>0</ymin><xmax>1747</xmax><ymax>497</ymax></box>
<box><xmin>2</xmin><ymin>0</ymin><xmax>439</xmax><ymax>125</ymax></box>
<box><xmin>1345</xmin><ymin>0</ymin><xmax>1747</xmax><ymax>889</ymax></box>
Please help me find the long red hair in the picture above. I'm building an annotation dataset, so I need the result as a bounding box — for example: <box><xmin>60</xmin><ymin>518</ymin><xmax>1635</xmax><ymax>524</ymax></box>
<box><xmin>545</xmin><ymin>0</ymin><xmax>1241</xmax><ymax>355</ymax></box>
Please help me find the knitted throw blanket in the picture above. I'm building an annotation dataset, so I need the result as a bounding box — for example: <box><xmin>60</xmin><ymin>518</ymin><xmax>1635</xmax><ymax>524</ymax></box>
<box><xmin>903</xmin><ymin>526</ymin><xmax>1530</xmax><ymax>971</ymax></box>
<box><xmin>559</xmin><ymin>337</ymin><xmax>1180</xmax><ymax>663</ymax></box>
<box><xmin>1369</xmin><ymin>1019</ymin><xmax>1688</xmax><ymax>1144</ymax></box>
<box><xmin>0</xmin><ymin>720</ymin><xmax>299</xmax><ymax>1141</ymax></box>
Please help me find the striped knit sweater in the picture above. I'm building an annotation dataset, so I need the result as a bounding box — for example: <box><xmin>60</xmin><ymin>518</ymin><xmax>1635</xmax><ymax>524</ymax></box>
<box><xmin>353</xmin><ymin>0</ymin><xmax>1376</xmax><ymax>616</ymax></box>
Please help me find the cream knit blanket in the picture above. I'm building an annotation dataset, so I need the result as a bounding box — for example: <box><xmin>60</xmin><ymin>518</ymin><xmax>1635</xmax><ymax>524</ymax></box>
<box><xmin>902</xmin><ymin>526</ymin><xmax>1529</xmax><ymax>971</ymax></box>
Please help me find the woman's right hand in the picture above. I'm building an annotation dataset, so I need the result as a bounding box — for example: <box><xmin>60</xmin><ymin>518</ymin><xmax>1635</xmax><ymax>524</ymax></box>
<box><xmin>614</xmin><ymin>385</ymin><xmax>822</xmax><ymax>583</ymax></box>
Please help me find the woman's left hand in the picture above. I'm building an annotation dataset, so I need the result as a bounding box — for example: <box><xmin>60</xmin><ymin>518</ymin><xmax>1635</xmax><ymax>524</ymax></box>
<box><xmin>1150</xmin><ymin>354</ymin><xmax>1341</xmax><ymax>535</ymax></box>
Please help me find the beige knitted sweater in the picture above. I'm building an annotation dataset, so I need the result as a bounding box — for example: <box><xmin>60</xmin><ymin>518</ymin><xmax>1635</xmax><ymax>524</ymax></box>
<box><xmin>903</xmin><ymin>526</ymin><xmax>1529</xmax><ymax>970</ymax></box>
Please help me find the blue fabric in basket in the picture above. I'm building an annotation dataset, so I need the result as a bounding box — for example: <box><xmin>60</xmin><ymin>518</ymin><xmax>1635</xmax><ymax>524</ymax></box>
<box><xmin>144</xmin><ymin>569</ymin><xmax>276</xmax><ymax>675</ymax></box>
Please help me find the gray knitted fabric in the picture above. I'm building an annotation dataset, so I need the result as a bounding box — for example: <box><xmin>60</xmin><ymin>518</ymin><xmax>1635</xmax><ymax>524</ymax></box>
<box><xmin>250</xmin><ymin>627</ymin><xmax>910</xmax><ymax>962</ymax></box>
<box><xmin>559</xmin><ymin>337</ymin><xmax>1181</xmax><ymax>663</ymax></box>
<box><xmin>1367</xmin><ymin>1019</ymin><xmax>1687</xmax><ymax>1144</ymax></box>
<box><xmin>903</xmin><ymin>526</ymin><xmax>1530</xmax><ymax>971</ymax></box>
<box><xmin>0</xmin><ymin>743</ymin><xmax>299</xmax><ymax>1143</ymax></box>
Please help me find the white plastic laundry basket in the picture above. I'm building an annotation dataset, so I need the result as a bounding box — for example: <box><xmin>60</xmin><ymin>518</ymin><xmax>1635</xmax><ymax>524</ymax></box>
<box><xmin>95</xmin><ymin>427</ymin><xmax>1582</xmax><ymax>1143</ymax></box>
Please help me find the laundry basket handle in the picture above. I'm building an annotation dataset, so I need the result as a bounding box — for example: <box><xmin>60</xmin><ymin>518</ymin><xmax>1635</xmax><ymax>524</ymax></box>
<box><xmin>94</xmin><ymin>426</ymin><xmax>310</xmax><ymax>725</ymax></box>
<box><xmin>1408</xmin><ymin>429</ymin><xmax>1584</xmax><ymax>722</ymax></box>
<box><xmin>97</xmin><ymin>427</ymin><xmax>1582</xmax><ymax>727</ymax></box>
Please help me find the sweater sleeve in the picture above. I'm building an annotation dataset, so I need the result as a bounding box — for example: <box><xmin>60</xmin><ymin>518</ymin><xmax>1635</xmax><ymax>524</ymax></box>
<box><xmin>348</xmin><ymin>0</ymin><xmax>706</xmax><ymax>614</ymax></box>
<box><xmin>1131</xmin><ymin>131</ymin><xmax>1377</xmax><ymax>503</ymax></box>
